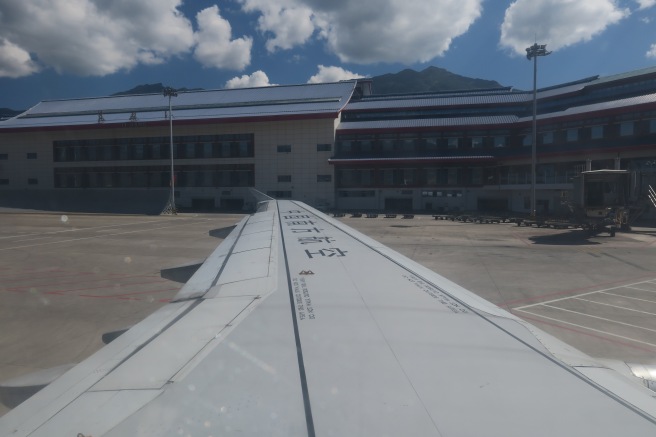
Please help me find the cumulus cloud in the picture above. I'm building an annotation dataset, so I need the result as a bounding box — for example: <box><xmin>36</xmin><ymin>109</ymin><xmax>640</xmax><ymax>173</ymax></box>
<box><xmin>0</xmin><ymin>38</ymin><xmax>40</xmax><ymax>78</ymax></box>
<box><xmin>238</xmin><ymin>0</ymin><xmax>483</xmax><ymax>64</ymax></box>
<box><xmin>193</xmin><ymin>6</ymin><xmax>253</xmax><ymax>70</ymax></box>
<box><xmin>307</xmin><ymin>65</ymin><xmax>364</xmax><ymax>83</ymax></box>
<box><xmin>225</xmin><ymin>71</ymin><xmax>276</xmax><ymax>88</ymax></box>
<box><xmin>636</xmin><ymin>0</ymin><xmax>656</xmax><ymax>9</ymax></box>
<box><xmin>0</xmin><ymin>0</ymin><xmax>194</xmax><ymax>76</ymax></box>
<box><xmin>500</xmin><ymin>0</ymin><xmax>629</xmax><ymax>55</ymax></box>
<box><xmin>240</xmin><ymin>0</ymin><xmax>315</xmax><ymax>52</ymax></box>
<box><xmin>647</xmin><ymin>43</ymin><xmax>656</xmax><ymax>58</ymax></box>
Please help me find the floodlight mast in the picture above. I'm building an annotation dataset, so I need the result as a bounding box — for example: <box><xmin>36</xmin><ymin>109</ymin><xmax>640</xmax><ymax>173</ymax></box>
<box><xmin>526</xmin><ymin>43</ymin><xmax>551</xmax><ymax>218</ymax></box>
<box><xmin>163</xmin><ymin>87</ymin><xmax>178</xmax><ymax>215</ymax></box>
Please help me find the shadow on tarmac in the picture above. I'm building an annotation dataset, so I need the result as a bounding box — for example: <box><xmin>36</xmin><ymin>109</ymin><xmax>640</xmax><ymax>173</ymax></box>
<box><xmin>528</xmin><ymin>230</ymin><xmax>603</xmax><ymax>246</ymax></box>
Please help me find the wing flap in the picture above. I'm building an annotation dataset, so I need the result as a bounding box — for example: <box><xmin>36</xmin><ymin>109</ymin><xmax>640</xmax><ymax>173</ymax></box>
<box><xmin>91</xmin><ymin>297</ymin><xmax>258</xmax><ymax>391</ymax></box>
<box><xmin>25</xmin><ymin>390</ymin><xmax>162</xmax><ymax>437</ymax></box>
<box><xmin>0</xmin><ymin>301</ymin><xmax>193</xmax><ymax>435</ymax></box>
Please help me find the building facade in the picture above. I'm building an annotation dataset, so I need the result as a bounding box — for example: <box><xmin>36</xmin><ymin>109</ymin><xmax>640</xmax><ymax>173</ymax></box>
<box><xmin>1</xmin><ymin>69</ymin><xmax>655</xmax><ymax>216</ymax></box>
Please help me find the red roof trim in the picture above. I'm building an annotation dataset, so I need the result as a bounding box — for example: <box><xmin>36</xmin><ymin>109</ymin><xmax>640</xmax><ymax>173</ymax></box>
<box><xmin>0</xmin><ymin>112</ymin><xmax>339</xmax><ymax>134</ymax></box>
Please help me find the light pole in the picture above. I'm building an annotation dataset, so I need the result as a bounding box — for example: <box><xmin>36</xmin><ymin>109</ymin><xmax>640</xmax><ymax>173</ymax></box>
<box><xmin>163</xmin><ymin>87</ymin><xmax>178</xmax><ymax>214</ymax></box>
<box><xmin>526</xmin><ymin>43</ymin><xmax>551</xmax><ymax>217</ymax></box>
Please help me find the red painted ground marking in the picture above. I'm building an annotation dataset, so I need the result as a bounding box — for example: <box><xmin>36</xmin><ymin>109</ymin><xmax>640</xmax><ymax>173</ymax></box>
<box><xmin>77</xmin><ymin>294</ymin><xmax>142</xmax><ymax>301</ymax></box>
<box><xmin>500</xmin><ymin>274</ymin><xmax>656</xmax><ymax>307</ymax></box>
<box><xmin>517</xmin><ymin>313</ymin><xmax>656</xmax><ymax>354</ymax></box>
<box><xmin>159</xmin><ymin>298</ymin><xmax>172</xmax><ymax>303</ymax></box>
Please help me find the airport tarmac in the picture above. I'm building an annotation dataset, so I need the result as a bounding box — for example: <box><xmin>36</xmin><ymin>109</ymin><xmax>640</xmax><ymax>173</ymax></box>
<box><xmin>1</xmin><ymin>210</ymin><xmax>655</xmax><ymax>417</ymax></box>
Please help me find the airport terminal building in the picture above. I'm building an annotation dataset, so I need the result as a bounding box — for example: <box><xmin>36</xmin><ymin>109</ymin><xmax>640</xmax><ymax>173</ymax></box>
<box><xmin>1</xmin><ymin>68</ymin><xmax>656</xmax><ymax>215</ymax></box>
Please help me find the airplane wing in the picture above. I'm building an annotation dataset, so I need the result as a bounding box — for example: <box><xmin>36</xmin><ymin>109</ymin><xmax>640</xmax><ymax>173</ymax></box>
<box><xmin>2</xmin><ymin>198</ymin><xmax>656</xmax><ymax>436</ymax></box>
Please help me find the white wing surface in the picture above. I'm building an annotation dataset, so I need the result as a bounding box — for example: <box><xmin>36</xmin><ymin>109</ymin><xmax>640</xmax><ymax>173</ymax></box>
<box><xmin>2</xmin><ymin>199</ymin><xmax>656</xmax><ymax>436</ymax></box>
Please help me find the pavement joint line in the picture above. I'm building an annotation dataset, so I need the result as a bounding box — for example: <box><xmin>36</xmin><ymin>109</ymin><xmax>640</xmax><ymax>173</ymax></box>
<box><xmin>513</xmin><ymin>278</ymin><xmax>656</xmax><ymax>310</ymax></box>
<box><xmin>515</xmin><ymin>308</ymin><xmax>656</xmax><ymax>349</ymax></box>
<box><xmin>540</xmin><ymin>304</ymin><xmax>656</xmax><ymax>334</ymax></box>
<box><xmin>600</xmin><ymin>291</ymin><xmax>656</xmax><ymax>304</ymax></box>
<box><xmin>573</xmin><ymin>297</ymin><xmax>656</xmax><ymax>316</ymax></box>
<box><xmin>3</xmin><ymin>275</ymin><xmax>170</xmax><ymax>291</ymax></box>
<box><xmin>0</xmin><ymin>220</ymin><xmax>211</xmax><ymax>251</ymax></box>
<box><xmin>79</xmin><ymin>287</ymin><xmax>178</xmax><ymax>298</ymax></box>
<box><xmin>0</xmin><ymin>217</ymin><xmax>182</xmax><ymax>241</ymax></box>
<box><xmin>38</xmin><ymin>279</ymin><xmax>175</xmax><ymax>295</ymax></box>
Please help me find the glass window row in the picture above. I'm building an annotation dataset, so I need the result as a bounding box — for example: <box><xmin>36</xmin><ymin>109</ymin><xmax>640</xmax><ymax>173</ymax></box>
<box><xmin>54</xmin><ymin>165</ymin><xmax>254</xmax><ymax>189</ymax></box>
<box><xmin>336</xmin><ymin>118</ymin><xmax>655</xmax><ymax>155</ymax></box>
<box><xmin>54</xmin><ymin>134</ymin><xmax>254</xmax><ymax>162</ymax></box>
<box><xmin>336</xmin><ymin>167</ymin><xmax>483</xmax><ymax>188</ymax></box>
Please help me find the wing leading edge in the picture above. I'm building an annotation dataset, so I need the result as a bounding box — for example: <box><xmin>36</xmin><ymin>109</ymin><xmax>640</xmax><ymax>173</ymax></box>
<box><xmin>1</xmin><ymin>199</ymin><xmax>656</xmax><ymax>436</ymax></box>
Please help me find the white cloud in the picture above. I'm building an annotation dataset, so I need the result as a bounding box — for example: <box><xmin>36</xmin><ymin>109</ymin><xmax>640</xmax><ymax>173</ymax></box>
<box><xmin>636</xmin><ymin>0</ymin><xmax>656</xmax><ymax>9</ymax></box>
<box><xmin>193</xmin><ymin>6</ymin><xmax>253</xmax><ymax>70</ymax></box>
<box><xmin>0</xmin><ymin>0</ymin><xmax>194</xmax><ymax>76</ymax></box>
<box><xmin>647</xmin><ymin>43</ymin><xmax>656</xmax><ymax>58</ymax></box>
<box><xmin>225</xmin><ymin>71</ymin><xmax>276</xmax><ymax>88</ymax></box>
<box><xmin>307</xmin><ymin>65</ymin><xmax>364</xmax><ymax>83</ymax></box>
<box><xmin>240</xmin><ymin>0</ymin><xmax>315</xmax><ymax>52</ymax></box>
<box><xmin>239</xmin><ymin>0</ymin><xmax>483</xmax><ymax>64</ymax></box>
<box><xmin>500</xmin><ymin>0</ymin><xmax>629</xmax><ymax>56</ymax></box>
<box><xmin>0</xmin><ymin>38</ymin><xmax>40</xmax><ymax>78</ymax></box>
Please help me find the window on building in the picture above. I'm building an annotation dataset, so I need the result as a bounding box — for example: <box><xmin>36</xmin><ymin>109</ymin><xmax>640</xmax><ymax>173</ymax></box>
<box><xmin>0</xmin><ymin>153</ymin><xmax>7</xmax><ymax>160</ymax></box>
<box><xmin>267</xmin><ymin>190</ymin><xmax>292</xmax><ymax>198</ymax></box>
<box><xmin>317</xmin><ymin>143</ymin><xmax>332</xmax><ymax>152</ymax></box>
<box><xmin>649</xmin><ymin>119</ymin><xmax>656</xmax><ymax>133</ymax></box>
<box><xmin>277</xmin><ymin>175</ymin><xmax>292</xmax><ymax>182</ymax></box>
<box><xmin>277</xmin><ymin>144</ymin><xmax>292</xmax><ymax>153</ymax></box>
<box><xmin>522</xmin><ymin>135</ymin><xmax>532</xmax><ymax>147</ymax></box>
<box><xmin>566</xmin><ymin>128</ymin><xmax>578</xmax><ymax>142</ymax></box>
<box><xmin>447</xmin><ymin>168</ymin><xmax>458</xmax><ymax>185</ymax></box>
<box><xmin>620</xmin><ymin>121</ymin><xmax>634</xmax><ymax>136</ymax></box>
<box><xmin>471</xmin><ymin>137</ymin><xmax>483</xmax><ymax>148</ymax></box>
<box><xmin>425</xmin><ymin>137</ymin><xmax>439</xmax><ymax>151</ymax></box>
<box><xmin>28</xmin><ymin>178</ymin><xmax>38</xmax><ymax>185</ymax></box>
<box><xmin>338</xmin><ymin>190</ymin><xmax>375</xmax><ymax>197</ymax></box>
<box><xmin>317</xmin><ymin>174</ymin><xmax>332</xmax><ymax>182</ymax></box>
<box><xmin>493</xmin><ymin>136</ymin><xmax>506</xmax><ymax>148</ymax></box>
<box><xmin>591</xmin><ymin>125</ymin><xmax>604</xmax><ymax>139</ymax></box>
<box><xmin>541</xmin><ymin>131</ymin><xmax>554</xmax><ymax>145</ymax></box>
<box><xmin>381</xmin><ymin>139</ymin><xmax>394</xmax><ymax>152</ymax></box>
<box><xmin>26</xmin><ymin>152</ymin><xmax>37</xmax><ymax>159</ymax></box>
<box><xmin>447</xmin><ymin>138</ymin><xmax>459</xmax><ymax>149</ymax></box>
<box><xmin>472</xmin><ymin>168</ymin><xmax>483</xmax><ymax>185</ymax></box>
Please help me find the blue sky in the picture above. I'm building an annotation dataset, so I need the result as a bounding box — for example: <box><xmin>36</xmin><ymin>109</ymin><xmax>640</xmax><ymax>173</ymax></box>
<box><xmin>1</xmin><ymin>0</ymin><xmax>655</xmax><ymax>110</ymax></box>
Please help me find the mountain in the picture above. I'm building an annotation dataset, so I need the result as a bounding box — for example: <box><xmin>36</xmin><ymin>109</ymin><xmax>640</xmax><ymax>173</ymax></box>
<box><xmin>370</xmin><ymin>66</ymin><xmax>504</xmax><ymax>95</ymax></box>
<box><xmin>112</xmin><ymin>67</ymin><xmax>503</xmax><ymax>98</ymax></box>
<box><xmin>111</xmin><ymin>83</ymin><xmax>202</xmax><ymax>96</ymax></box>
<box><xmin>0</xmin><ymin>108</ymin><xmax>24</xmax><ymax>119</ymax></box>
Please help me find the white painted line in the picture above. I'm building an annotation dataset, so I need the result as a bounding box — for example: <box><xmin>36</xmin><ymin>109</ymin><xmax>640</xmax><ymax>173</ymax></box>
<box><xmin>626</xmin><ymin>286</ymin><xmax>656</xmax><ymax>293</ymax></box>
<box><xmin>601</xmin><ymin>291</ymin><xmax>656</xmax><ymax>305</ymax></box>
<box><xmin>513</xmin><ymin>278</ymin><xmax>656</xmax><ymax>310</ymax></box>
<box><xmin>573</xmin><ymin>297</ymin><xmax>656</xmax><ymax>316</ymax></box>
<box><xmin>542</xmin><ymin>304</ymin><xmax>656</xmax><ymax>334</ymax></box>
<box><xmin>513</xmin><ymin>290</ymin><xmax>601</xmax><ymax>310</ymax></box>
<box><xmin>515</xmin><ymin>308</ymin><xmax>656</xmax><ymax>348</ymax></box>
